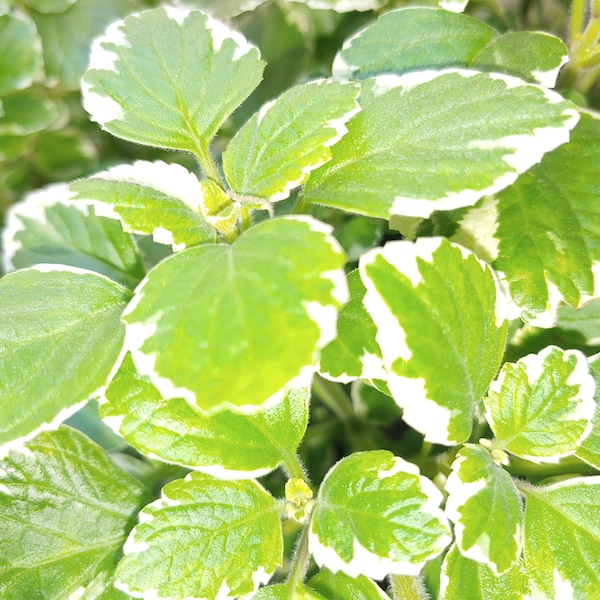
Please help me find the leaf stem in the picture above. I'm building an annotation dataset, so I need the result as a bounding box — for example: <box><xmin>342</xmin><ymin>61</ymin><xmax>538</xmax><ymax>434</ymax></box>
<box><xmin>283</xmin><ymin>452</ymin><xmax>309</xmax><ymax>483</ymax></box>
<box><xmin>286</xmin><ymin>523</ymin><xmax>311</xmax><ymax>598</ymax></box>
<box><xmin>311</xmin><ymin>375</ymin><xmax>354</xmax><ymax>421</ymax></box>
<box><xmin>570</xmin><ymin>0</ymin><xmax>586</xmax><ymax>44</ymax></box>
<box><xmin>292</xmin><ymin>192</ymin><xmax>312</xmax><ymax>215</ymax></box>
<box><xmin>193</xmin><ymin>139</ymin><xmax>223</xmax><ymax>185</ymax></box>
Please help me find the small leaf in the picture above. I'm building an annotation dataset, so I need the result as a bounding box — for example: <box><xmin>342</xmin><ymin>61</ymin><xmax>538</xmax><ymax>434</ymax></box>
<box><xmin>445</xmin><ymin>444</ymin><xmax>523</xmax><ymax>574</ymax></box>
<box><xmin>308</xmin><ymin>567</ymin><xmax>389</xmax><ymax>599</ymax></box>
<box><xmin>523</xmin><ymin>477</ymin><xmax>600</xmax><ymax>599</ymax></box>
<box><xmin>82</xmin><ymin>7</ymin><xmax>265</xmax><ymax>153</ymax></box>
<box><xmin>23</xmin><ymin>0</ymin><xmax>77</xmax><ymax>13</ymax></box>
<box><xmin>123</xmin><ymin>216</ymin><xmax>347</xmax><ymax>412</ymax></box>
<box><xmin>484</xmin><ymin>346</ymin><xmax>596</xmax><ymax>462</ymax></box>
<box><xmin>101</xmin><ymin>353</ymin><xmax>310</xmax><ymax>478</ymax></box>
<box><xmin>360</xmin><ymin>237</ymin><xmax>508</xmax><ymax>445</ymax></box>
<box><xmin>0</xmin><ymin>266</ymin><xmax>130</xmax><ymax>451</ymax></box>
<box><xmin>438</xmin><ymin>111</ymin><xmax>600</xmax><ymax>326</ymax></box>
<box><xmin>309</xmin><ymin>450</ymin><xmax>451</xmax><ymax>580</ymax></box>
<box><xmin>68</xmin><ymin>161</ymin><xmax>220</xmax><ymax>251</ymax></box>
<box><xmin>575</xmin><ymin>355</ymin><xmax>600</xmax><ymax>470</ymax></box>
<box><xmin>473</xmin><ymin>31</ymin><xmax>567</xmax><ymax>87</ymax></box>
<box><xmin>115</xmin><ymin>472</ymin><xmax>282</xmax><ymax>599</ymax></box>
<box><xmin>0</xmin><ymin>91</ymin><xmax>60</xmax><ymax>136</ymax></box>
<box><xmin>223</xmin><ymin>79</ymin><xmax>360</xmax><ymax>202</ymax></box>
<box><xmin>3</xmin><ymin>184</ymin><xmax>145</xmax><ymax>289</ymax></box>
<box><xmin>332</xmin><ymin>8</ymin><xmax>496</xmax><ymax>80</ymax></box>
<box><xmin>303</xmin><ymin>71</ymin><xmax>578</xmax><ymax>219</ymax></box>
<box><xmin>0</xmin><ymin>10</ymin><xmax>43</xmax><ymax>96</ymax></box>
<box><xmin>0</xmin><ymin>426</ymin><xmax>151</xmax><ymax>598</ymax></box>
<box><xmin>440</xmin><ymin>544</ymin><xmax>531</xmax><ymax>600</ymax></box>
<box><xmin>556</xmin><ymin>299</ymin><xmax>600</xmax><ymax>346</ymax></box>
<box><xmin>32</xmin><ymin>0</ymin><xmax>137</xmax><ymax>89</ymax></box>
<box><xmin>319</xmin><ymin>269</ymin><xmax>386</xmax><ymax>384</ymax></box>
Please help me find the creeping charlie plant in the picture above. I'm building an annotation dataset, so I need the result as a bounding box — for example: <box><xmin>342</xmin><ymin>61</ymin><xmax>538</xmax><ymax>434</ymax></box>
<box><xmin>2</xmin><ymin>0</ymin><xmax>600</xmax><ymax>598</ymax></box>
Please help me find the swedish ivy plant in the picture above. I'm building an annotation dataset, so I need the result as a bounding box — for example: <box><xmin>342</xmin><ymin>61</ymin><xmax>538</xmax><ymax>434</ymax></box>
<box><xmin>2</xmin><ymin>0</ymin><xmax>600</xmax><ymax>598</ymax></box>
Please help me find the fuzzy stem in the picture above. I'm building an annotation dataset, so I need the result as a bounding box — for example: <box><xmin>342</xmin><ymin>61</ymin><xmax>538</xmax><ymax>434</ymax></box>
<box><xmin>286</xmin><ymin>524</ymin><xmax>311</xmax><ymax>598</ymax></box>
<box><xmin>570</xmin><ymin>0</ymin><xmax>587</xmax><ymax>44</ymax></box>
<box><xmin>389</xmin><ymin>574</ymin><xmax>430</xmax><ymax>600</ymax></box>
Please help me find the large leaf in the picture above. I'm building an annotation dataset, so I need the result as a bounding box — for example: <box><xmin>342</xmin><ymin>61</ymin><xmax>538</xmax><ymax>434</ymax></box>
<box><xmin>309</xmin><ymin>450</ymin><xmax>451</xmax><ymax>580</ymax></box>
<box><xmin>82</xmin><ymin>7</ymin><xmax>265</xmax><ymax>156</ymax></box>
<box><xmin>3</xmin><ymin>184</ymin><xmax>145</xmax><ymax>289</ymax></box>
<box><xmin>115</xmin><ymin>472</ymin><xmax>282</xmax><ymax>599</ymax></box>
<box><xmin>360</xmin><ymin>237</ymin><xmax>508</xmax><ymax>445</ymax></box>
<box><xmin>0</xmin><ymin>426</ymin><xmax>151</xmax><ymax>598</ymax></box>
<box><xmin>308</xmin><ymin>568</ymin><xmax>389</xmax><ymax>599</ymax></box>
<box><xmin>303</xmin><ymin>71</ymin><xmax>577</xmax><ymax>219</ymax></box>
<box><xmin>576</xmin><ymin>355</ymin><xmax>600</xmax><ymax>469</ymax></box>
<box><xmin>32</xmin><ymin>0</ymin><xmax>137</xmax><ymax>89</ymax></box>
<box><xmin>523</xmin><ymin>477</ymin><xmax>600</xmax><ymax>598</ymax></box>
<box><xmin>0</xmin><ymin>11</ymin><xmax>43</xmax><ymax>96</ymax></box>
<box><xmin>68</xmin><ymin>161</ymin><xmax>219</xmax><ymax>251</ymax></box>
<box><xmin>101</xmin><ymin>353</ymin><xmax>310</xmax><ymax>478</ymax></box>
<box><xmin>223</xmin><ymin>79</ymin><xmax>360</xmax><ymax>202</ymax></box>
<box><xmin>123</xmin><ymin>216</ymin><xmax>347</xmax><ymax>412</ymax></box>
<box><xmin>484</xmin><ymin>346</ymin><xmax>596</xmax><ymax>463</ymax></box>
<box><xmin>318</xmin><ymin>269</ymin><xmax>386</xmax><ymax>384</ymax></box>
<box><xmin>440</xmin><ymin>544</ymin><xmax>531</xmax><ymax>600</ymax></box>
<box><xmin>445</xmin><ymin>444</ymin><xmax>523</xmax><ymax>575</ymax></box>
<box><xmin>0</xmin><ymin>266</ymin><xmax>130</xmax><ymax>452</ymax></box>
<box><xmin>434</xmin><ymin>111</ymin><xmax>600</xmax><ymax>326</ymax></box>
<box><xmin>333</xmin><ymin>8</ymin><xmax>566</xmax><ymax>87</ymax></box>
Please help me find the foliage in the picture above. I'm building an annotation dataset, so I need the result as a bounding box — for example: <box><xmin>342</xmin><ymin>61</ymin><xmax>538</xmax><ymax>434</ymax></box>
<box><xmin>1</xmin><ymin>0</ymin><xmax>600</xmax><ymax>598</ymax></box>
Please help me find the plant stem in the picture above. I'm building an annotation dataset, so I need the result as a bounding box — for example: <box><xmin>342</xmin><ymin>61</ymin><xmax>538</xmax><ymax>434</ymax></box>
<box><xmin>283</xmin><ymin>452</ymin><xmax>309</xmax><ymax>482</ymax></box>
<box><xmin>311</xmin><ymin>375</ymin><xmax>354</xmax><ymax>421</ymax></box>
<box><xmin>292</xmin><ymin>192</ymin><xmax>312</xmax><ymax>215</ymax></box>
<box><xmin>570</xmin><ymin>0</ymin><xmax>586</xmax><ymax>44</ymax></box>
<box><xmin>193</xmin><ymin>139</ymin><xmax>223</xmax><ymax>184</ymax></box>
<box><xmin>286</xmin><ymin>524</ymin><xmax>311</xmax><ymax>598</ymax></box>
<box><xmin>389</xmin><ymin>574</ymin><xmax>430</xmax><ymax>600</ymax></box>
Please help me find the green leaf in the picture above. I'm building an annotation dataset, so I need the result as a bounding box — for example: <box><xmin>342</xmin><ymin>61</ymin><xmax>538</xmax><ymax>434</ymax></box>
<box><xmin>253</xmin><ymin>583</ymin><xmax>327</xmax><ymax>600</ymax></box>
<box><xmin>30</xmin><ymin>128</ymin><xmax>100</xmax><ymax>180</ymax></box>
<box><xmin>101</xmin><ymin>353</ymin><xmax>310</xmax><ymax>477</ymax></box>
<box><xmin>318</xmin><ymin>269</ymin><xmax>386</xmax><ymax>384</ymax></box>
<box><xmin>68</xmin><ymin>161</ymin><xmax>220</xmax><ymax>251</ymax></box>
<box><xmin>0</xmin><ymin>426</ymin><xmax>151</xmax><ymax>598</ymax></box>
<box><xmin>0</xmin><ymin>91</ymin><xmax>60</xmax><ymax>136</ymax></box>
<box><xmin>439</xmin><ymin>112</ymin><xmax>600</xmax><ymax>326</ymax></box>
<box><xmin>0</xmin><ymin>11</ymin><xmax>43</xmax><ymax>96</ymax></box>
<box><xmin>3</xmin><ymin>184</ymin><xmax>145</xmax><ymax>289</ymax></box>
<box><xmin>303</xmin><ymin>71</ymin><xmax>577</xmax><ymax>220</ymax></box>
<box><xmin>332</xmin><ymin>8</ymin><xmax>496</xmax><ymax>80</ymax></box>
<box><xmin>484</xmin><ymin>346</ymin><xmax>596</xmax><ymax>462</ymax></box>
<box><xmin>445</xmin><ymin>444</ymin><xmax>523</xmax><ymax>575</ymax></box>
<box><xmin>308</xmin><ymin>567</ymin><xmax>389</xmax><ymax>599</ymax></box>
<box><xmin>123</xmin><ymin>216</ymin><xmax>347</xmax><ymax>412</ymax></box>
<box><xmin>223</xmin><ymin>79</ymin><xmax>359</xmax><ymax>202</ymax></box>
<box><xmin>360</xmin><ymin>237</ymin><xmax>508</xmax><ymax>445</ymax></box>
<box><xmin>523</xmin><ymin>477</ymin><xmax>600</xmax><ymax>598</ymax></box>
<box><xmin>82</xmin><ymin>7</ymin><xmax>265</xmax><ymax>155</ymax></box>
<box><xmin>556</xmin><ymin>299</ymin><xmax>600</xmax><ymax>346</ymax></box>
<box><xmin>186</xmin><ymin>0</ymin><xmax>268</xmax><ymax>19</ymax></box>
<box><xmin>0</xmin><ymin>266</ymin><xmax>130</xmax><ymax>451</ymax></box>
<box><xmin>33</xmin><ymin>0</ymin><xmax>138</xmax><ymax>90</ymax></box>
<box><xmin>309</xmin><ymin>450</ymin><xmax>451</xmax><ymax>579</ymax></box>
<box><xmin>23</xmin><ymin>0</ymin><xmax>77</xmax><ymax>14</ymax></box>
<box><xmin>440</xmin><ymin>544</ymin><xmax>531</xmax><ymax>600</ymax></box>
<box><xmin>575</xmin><ymin>354</ymin><xmax>600</xmax><ymax>470</ymax></box>
<box><xmin>115</xmin><ymin>472</ymin><xmax>282</xmax><ymax>599</ymax></box>
<box><xmin>333</xmin><ymin>8</ymin><xmax>565</xmax><ymax>87</ymax></box>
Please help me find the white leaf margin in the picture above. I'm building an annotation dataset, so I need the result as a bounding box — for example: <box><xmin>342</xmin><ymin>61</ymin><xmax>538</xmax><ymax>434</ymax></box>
<box><xmin>308</xmin><ymin>455</ymin><xmax>451</xmax><ymax>580</ymax></box>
